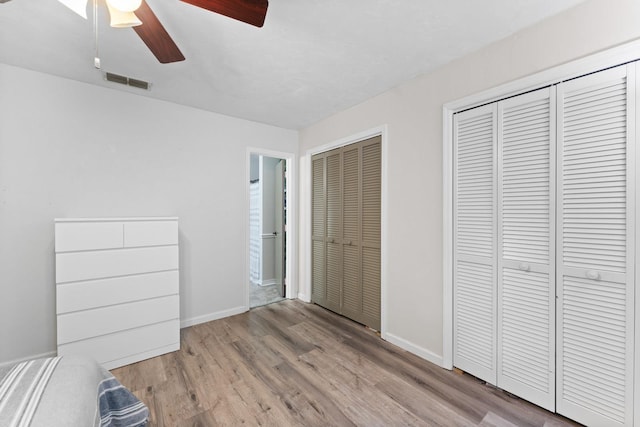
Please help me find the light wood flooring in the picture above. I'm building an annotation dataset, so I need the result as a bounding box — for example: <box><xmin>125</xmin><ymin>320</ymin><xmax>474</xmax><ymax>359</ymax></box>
<box><xmin>112</xmin><ymin>300</ymin><xmax>580</xmax><ymax>427</ymax></box>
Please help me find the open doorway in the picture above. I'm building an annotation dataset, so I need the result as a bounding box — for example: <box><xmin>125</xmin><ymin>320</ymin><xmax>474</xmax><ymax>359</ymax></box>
<box><xmin>249</xmin><ymin>154</ymin><xmax>287</xmax><ymax>308</ymax></box>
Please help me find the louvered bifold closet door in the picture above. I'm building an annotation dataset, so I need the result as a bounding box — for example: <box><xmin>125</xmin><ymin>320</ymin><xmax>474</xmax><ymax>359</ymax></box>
<box><xmin>453</xmin><ymin>103</ymin><xmax>498</xmax><ymax>385</ymax></box>
<box><xmin>325</xmin><ymin>149</ymin><xmax>343</xmax><ymax>313</ymax></box>
<box><xmin>359</xmin><ymin>137</ymin><xmax>382</xmax><ymax>330</ymax></box>
<box><xmin>497</xmin><ymin>88</ymin><xmax>555</xmax><ymax>411</ymax></box>
<box><xmin>311</xmin><ymin>154</ymin><xmax>327</xmax><ymax>305</ymax></box>
<box><xmin>341</xmin><ymin>143</ymin><xmax>362</xmax><ymax>325</ymax></box>
<box><xmin>556</xmin><ymin>64</ymin><xmax>635</xmax><ymax>427</ymax></box>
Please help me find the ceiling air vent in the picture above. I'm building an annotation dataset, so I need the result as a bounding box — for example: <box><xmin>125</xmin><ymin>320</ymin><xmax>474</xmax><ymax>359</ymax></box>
<box><xmin>105</xmin><ymin>72</ymin><xmax>150</xmax><ymax>90</ymax></box>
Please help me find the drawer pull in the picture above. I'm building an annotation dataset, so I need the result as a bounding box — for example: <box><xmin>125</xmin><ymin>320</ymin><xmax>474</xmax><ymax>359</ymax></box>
<box><xmin>518</xmin><ymin>263</ymin><xmax>530</xmax><ymax>272</ymax></box>
<box><xmin>586</xmin><ymin>270</ymin><xmax>601</xmax><ymax>280</ymax></box>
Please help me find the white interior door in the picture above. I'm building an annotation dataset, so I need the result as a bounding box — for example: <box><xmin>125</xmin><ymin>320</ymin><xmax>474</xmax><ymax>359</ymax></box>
<box><xmin>497</xmin><ymin>87</ymin><xmax>556</xmax><ymax>411</ymax></box>
<box><xmin>556</xmin><ymin>63</ymin><xmax>635</xmax><ymax>427</ymax></box>
<box><xmin>453</xmin><ymin>103</ymin><xmax>498</xmax><ymax>385</ymax></box>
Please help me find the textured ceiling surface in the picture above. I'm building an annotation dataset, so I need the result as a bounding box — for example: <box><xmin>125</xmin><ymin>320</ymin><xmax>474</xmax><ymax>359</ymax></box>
<box><xmin>0</xmin><ymin>0</ymin><xmax>584</xmax><ymax>129</ymax></box>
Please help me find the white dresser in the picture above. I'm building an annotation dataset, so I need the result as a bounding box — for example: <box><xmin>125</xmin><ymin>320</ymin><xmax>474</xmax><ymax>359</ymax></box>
<box><xmin>55</xmin><ymin>217</ymin><xmax>180</xmax><ymax>370</ymax></box>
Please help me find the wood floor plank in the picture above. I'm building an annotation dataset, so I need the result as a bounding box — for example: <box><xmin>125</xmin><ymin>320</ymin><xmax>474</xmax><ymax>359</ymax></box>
<box><xmin>299</xmin><ymin>348</ymin><xmax>436</xmax><ymax>426</ymax></box>
<box><xmin>292</xmin><ymin>323</ymin><xmax>475</xmax><ymax>426</ymax></box>
<box><xmin>132</xmin><ymin>386</ymin><xmax>165</xmax><ymax>427</ymax></box>
<box><xmin>231</xmin><ymin>335</ymin><xmax>355</xmax><ymax>426</ymax></box>
<box><xmin>112</xmin><ymin>300</ymin><xmax>580</xmax><ymax>427</ymax></box>
<box><xmin>151</xmin><ymin>352</ymin><xmax>209</xmax><ymax>424</ymax></box>
<box><xmin>113</xmin><ymin>353</ymin><xmax>167</xmax><ymax>393</ymax></box>
<box><xmin>250</xmin><ymin>309</ymin><xmax>317</xmax><ymax>356</ymax></box>
<box><xmin>374</xmin><ymin>375</ymin><xmax>476</xmax><ymax>426</ymax></box>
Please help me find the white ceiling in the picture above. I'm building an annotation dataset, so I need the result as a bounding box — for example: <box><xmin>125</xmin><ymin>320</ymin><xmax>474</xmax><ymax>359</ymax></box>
<box><xmin>0</xmin><ymin>0</ymin><xmax>584</xmax><ymax>129</ymax></box>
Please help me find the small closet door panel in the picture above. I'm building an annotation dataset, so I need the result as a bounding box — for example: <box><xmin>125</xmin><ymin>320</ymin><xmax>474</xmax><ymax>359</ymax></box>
<box><xmin>497</xmin><ymin>88</ymin><xmax>555</xmax><ymax>411</ymax></box>
<box><xmin>311</xmin><ymin>240</ymin><xmax>326</xmax><ymax>304</ymax></box>
<box><xmin>56</xmin><ymin>246</ymin><xmax>179</xmax><ymax>283</ymax></box>
<box><xmin>326</xmin><ymin>244</ymin><xmax>342</xmax><ymax>310</ymax></box>
<box><xmin>453</xmin><ymin>103</ymin><xmax>497</xmax><ymax>384</ymax></box>
<box><xmin>361</xmin><ymin>247</ymin><xmax>381</xmax><ymax>328</ymax></box>
<box><xmin>557</xmin><ymin>64</ymin><xmax>635</xmax><ymax>427</ymax></box>
<box><xmin>311</xmin><ymin>155</ymin><xmax>327</xmax><ymax>305</ymax></box>
<box><xmin>55</xmin><ymin>221</ymin><xmax>123</xmax><ymax>252</ymax></box>
<box><xmin>57</xmin><ymin>270</ymin><xmax>179</xmax><ymax>314</ymax></box>
<box><xmin>326</xmin><ymin>151</ymin><xmax>342</xmax><ymax>242</ymax></box>
<box><xmin>361</xmin><ymin>140</ymin><xmax>381</xmax><ymax>249</ymax></box>
<box><xmin>455</xmin><ymin>260</ymin><xmax>495</xmax><ymax>381</ymax></box>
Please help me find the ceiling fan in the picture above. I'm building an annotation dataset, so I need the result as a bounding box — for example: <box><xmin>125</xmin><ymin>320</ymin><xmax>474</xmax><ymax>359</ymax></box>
<box><xmin>60</xmin><ymin>0</ymin><xmax>269</xmax><ymax>64</ymax></box>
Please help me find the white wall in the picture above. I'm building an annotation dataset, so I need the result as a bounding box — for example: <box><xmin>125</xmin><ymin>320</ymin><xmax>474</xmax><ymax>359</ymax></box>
<box><xmin>0</xmin><ymin>63</ymin><xmax>297</xmax><ymax>364</ymax></box>
<box><xmin>299</xmin><ymin>0</ymin><xmax>640</xmax><ymax>364</ymax></box>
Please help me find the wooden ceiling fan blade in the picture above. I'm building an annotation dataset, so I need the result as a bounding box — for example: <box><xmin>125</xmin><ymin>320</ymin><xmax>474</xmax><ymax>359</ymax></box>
<box><xmin>181</xmin><ymin>0</ymin><xmax>268</xmax><ymax>27</ymax></box>
<box><xmin>133</xmin><ymin>0</ymin><xmax>185</xmax><ymax>64</ymax></box>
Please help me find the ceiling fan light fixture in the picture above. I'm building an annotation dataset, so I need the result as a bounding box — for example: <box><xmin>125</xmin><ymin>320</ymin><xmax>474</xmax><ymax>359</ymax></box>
<box><xmin>106</xmin><ymin>2</ymin><xmax>142</xmax><ymax>27</ymax></box>
<box><xmin>105</xmin><ymin>0</ymin><xmax>141</xmax><ymax>12</ymax></box>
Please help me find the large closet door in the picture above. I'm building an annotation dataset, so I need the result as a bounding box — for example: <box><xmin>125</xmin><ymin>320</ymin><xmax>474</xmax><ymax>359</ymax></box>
<box><xmin>497</xmin><ymin>88</ymin><xmax>555</xmax><ymax>411</ymax></box>
<box><xmin>453</xmin><ymin>103</ymin><xmax>498</xmax><ymax>385</ymax></box>
<box><xmin>556</xmin><ymin>64</ymin><xmax>636</xmax><ymax>427</ymax></box>
<box><xmin>311</xmin><ymin>137</ymin><xmax>381</xmax><ymax>330</ymax></box>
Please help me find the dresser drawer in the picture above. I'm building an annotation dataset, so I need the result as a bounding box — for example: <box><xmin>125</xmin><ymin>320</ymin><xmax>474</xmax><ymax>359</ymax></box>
<box><xmin>57</xmin><ymin>294</ymin><xmax>179</xmax><ymax>344</ymax></box>
<box><xmin>55</xmin><ymin>221</ymin><xmax>123</xmax><ymax>252</ymax></box>
<box><xmin>124</xmin><ymin>221</ymin><xmax>178</xmax><ymax>247</ymax></box>
<box><xmin>56</xmin><ymin>246</ymin><xmax>178</xmax><ymax>283</ymax></box>
<box><xmin>57</xmin><ymin>270</ymin><xmax>179</xmax><ymax>314</ymax></box>
<box><xmin>58</xmin><ymin>320</ymin><xmax>180</xmax><ymax>370</ymax></box>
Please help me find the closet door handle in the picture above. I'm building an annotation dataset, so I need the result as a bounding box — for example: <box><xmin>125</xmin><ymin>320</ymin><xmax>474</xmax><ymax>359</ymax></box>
<box><xmin>346</xmin><ymin>240</ymin><xmax>353</xmax><ymax>246</ymax></box>
<box><xmin>586</xmin><ymin>270</ymin><xmax>601</xmax><ymax>280</ymax></box>
<box><xmin>518</xmin><ymin>263</ymin><xmax>530</xmax><ymax>272</ymax></box>
<box><xmin>328</xmin><ymin>238</ymin><xmax>335</xmax><ymax>244</ymax></box>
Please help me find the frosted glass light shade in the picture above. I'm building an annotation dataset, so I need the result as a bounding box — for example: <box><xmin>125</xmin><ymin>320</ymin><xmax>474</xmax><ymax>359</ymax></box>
<box><xmin>106</xmin><ymin>0</ymin><xmax>142</xmax><ymax>12</ymax></box>
<box><xmin>106</xmin><ymin>2</ymin><xmax>142</xmax><ymax>28</ymax></box>
<box><xmin>56</xmin><ymin>0</ymin><xmax>88</xmax><ymax>19</ymax></box>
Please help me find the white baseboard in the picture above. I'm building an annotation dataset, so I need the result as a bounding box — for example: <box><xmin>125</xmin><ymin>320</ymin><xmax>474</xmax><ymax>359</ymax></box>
<box><xmin>259</xmin><ymin>278</ymin><xmax>278</xmax><ymax>287</ymax></box>
<box><xmin>180</xmin><ymin>306</ymin><xmax>247</xmax><ymax>329</ymax></box>
<box><xmin>297</xmin><ymin>292</ymin><xmax>311</xmax><ymax>303</ymax></box>
<box><xmin>0</xmin><ymin>350</ymin><xmax>58</xmax><ymax>369</ymax></box>
<box><xmin>102</xmin><ymin>342</ymin><xmax>180</xmax><ymax>370</ymax></box>
<box><xmin>384</xmin><ymin>332</ymin><xmax>444</xmax><ymax>368</ymax></box>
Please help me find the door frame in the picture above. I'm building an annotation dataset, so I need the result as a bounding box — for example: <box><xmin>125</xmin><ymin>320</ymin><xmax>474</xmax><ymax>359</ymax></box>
<box><xmin>301</xmin><ymin>125</ymin><xmax>388</xmax><ymax>338</ymax></box>
<box><xmin>245</xmin><ymin>148</ymin><xmax>297</xmax><ymax>310</ymax></box>
<box><xmin>274</xmin><ymin>158</ymin><xmax>286</xmax><ymax>297</ymax></box>
<box><xmin>442</xmin><ymin>40</ymin><xmax>640</xmax><ymax>422</ymax></box>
